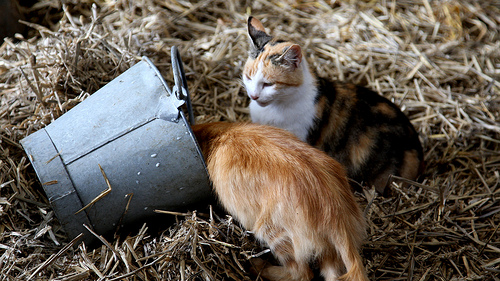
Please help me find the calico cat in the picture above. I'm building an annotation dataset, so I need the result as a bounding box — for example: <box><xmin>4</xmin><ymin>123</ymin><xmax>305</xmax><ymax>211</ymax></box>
<box><xmin>243</xmin><ymin>16</ymin><xmax>424</xmax><ymax>195</ymax></box>
<box><xmin>192</xmin><ymin>122</ymin><xmax>368</xmax><ymax>281</ymax></box>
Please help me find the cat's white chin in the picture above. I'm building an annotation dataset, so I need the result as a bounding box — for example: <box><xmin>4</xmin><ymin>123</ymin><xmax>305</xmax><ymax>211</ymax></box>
<box><xmin>255</xmin><ymin>100</ymin><xmax>272</xmax><ymax>107</ymax></box>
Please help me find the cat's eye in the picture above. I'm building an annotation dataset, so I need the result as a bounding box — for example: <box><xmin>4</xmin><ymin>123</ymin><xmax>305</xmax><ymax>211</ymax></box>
<box><xmin>263</xmin><ymin>82</ymin><xmax>274</xmax><ymax>87</ymax></box>
<box><xmin>245</xmin><ymin>75</ymin><xmax>252</xmax><ymax>81</ymax></box>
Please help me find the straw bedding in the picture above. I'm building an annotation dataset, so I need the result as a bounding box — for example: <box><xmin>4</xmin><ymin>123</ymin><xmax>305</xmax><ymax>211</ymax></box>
<box><xmin>1</xmin><ymin>0</ymin><xmax>499</xmax><ymax>280</ymax></box>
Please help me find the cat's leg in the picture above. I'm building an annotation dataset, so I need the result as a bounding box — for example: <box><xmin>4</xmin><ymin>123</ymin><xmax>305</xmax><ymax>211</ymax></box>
<box><xmin>254</xmin><ymin>221</ymin><xmax>313</xmax><ymax>281</ymax></box>
<box><xmin>377</xmin><ymin>148</ymin><xmax>423</xmax><ymax>195</ymax></box>
<box><xmin>372</xmin><ymin>165</ymin><xmax>394</xmax><ymax>195</ymax></box>
<box><xmin>399</xmin><ymin>149</ymin><xmax>423</xmax><ymax>183</ymax></box>
<box><xmin>319</xmin><ymin>249</ymin><xmax>345</xmax><ymax>281</ymax></box>
<box><xmin>262</xmin><ymin>260</ymin><xmax>313</xmax><ymax>281</ymax></box>
<box><xmin>256</xmin><ymin>236</ymin><xmax>313</xmax><ymax>281</ymax></box>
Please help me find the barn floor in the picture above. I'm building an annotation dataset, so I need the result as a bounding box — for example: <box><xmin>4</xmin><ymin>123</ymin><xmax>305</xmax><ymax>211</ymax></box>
<box><xmin>1</xmin><ymin>0</ymin><xmax>500</xmax><ymax>280</ymax></box>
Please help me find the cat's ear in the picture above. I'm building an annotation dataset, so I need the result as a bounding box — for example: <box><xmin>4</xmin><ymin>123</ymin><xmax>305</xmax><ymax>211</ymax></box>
<box><xmin>247</xmin><ymin>16</ymin><xmax>272</xmax><ymax>53</ymax></box>
<box><xmin>278</xmin><ymin>44</ymin><xmax>302</xmax><ymax>69</ymax></box>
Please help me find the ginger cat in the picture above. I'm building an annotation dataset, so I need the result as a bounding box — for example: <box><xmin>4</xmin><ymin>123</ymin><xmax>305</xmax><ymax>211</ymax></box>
<box><xmin>192</xmin><ymin>122</ymin><xmax>368</xmax><ymax>281</ymax></box>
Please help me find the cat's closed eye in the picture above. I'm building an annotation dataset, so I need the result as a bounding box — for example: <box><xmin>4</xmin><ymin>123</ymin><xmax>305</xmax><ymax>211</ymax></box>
<box><xmin>263</xmin><ymin>82</ymin><xmax>274</xmax><ymax>87</ymax></box>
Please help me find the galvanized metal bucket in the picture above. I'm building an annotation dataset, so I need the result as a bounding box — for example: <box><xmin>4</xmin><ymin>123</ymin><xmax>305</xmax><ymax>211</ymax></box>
<box><xmin>21</xmin><ymin>47</ymin><xmax>211</xmax><ymax>245</ymax></box>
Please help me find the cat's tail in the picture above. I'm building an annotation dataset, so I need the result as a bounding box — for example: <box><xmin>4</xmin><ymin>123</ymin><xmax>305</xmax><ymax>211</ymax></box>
<box><xmin>323</xmin><ymin>217</ymin><xmax>368</xmax><ymax>281</ymax></box>
<box><xmin>338</xmin><ymin>253</ymin><xmax>368</xmax><ymax>281</ymax></box>
<box><xmin>336</xmin><ymin>238</ymin><xmax>369</xmax><ymax>281</ymax></box>
<box><xmin>320</xmin><ymin>236</ymin><xmax>368</xmax><ymax>281</ymax></box>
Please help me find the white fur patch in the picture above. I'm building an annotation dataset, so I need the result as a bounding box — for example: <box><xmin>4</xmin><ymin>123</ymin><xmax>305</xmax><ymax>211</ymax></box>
<box><xmin>243</xmin><ymin>62</ymin><xmax>276</xmax><ymax>106</ymax></box>
<box><xmin>244</xmin><ymin>60</ymin><xmax>317</xmax><ymax>142</ymax></box>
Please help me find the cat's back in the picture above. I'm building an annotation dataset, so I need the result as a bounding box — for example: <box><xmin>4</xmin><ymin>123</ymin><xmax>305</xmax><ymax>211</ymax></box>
<box><xmin>310</xmin><ymin>78</ymin><xmax>424</xmax><ymax>192</ymax></box>
<box><xmin>193</xmin><ymin>122</ymin><xmax>361</xmax><ymax>230</ymax></box>
<box><xmin>318</xmin><ymin>79</ymin><xmax>418</xmax><ymax>127</ymax></box>
<box><xmin>202</xmin><ymin>122</ymin><xmax>342</xmax><ymax>177</ymax></box>
<box><xmin>193</xmin><ymin>122</ymin><xmax>353</xmax><ymax>203</ymax></box>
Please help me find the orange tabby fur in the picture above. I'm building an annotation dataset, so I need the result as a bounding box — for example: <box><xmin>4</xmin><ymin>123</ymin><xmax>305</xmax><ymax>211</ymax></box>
<box><xmin>192</xmin><ymin>122</ymin><xmax>368</xmax><ymax>281</ymax></box>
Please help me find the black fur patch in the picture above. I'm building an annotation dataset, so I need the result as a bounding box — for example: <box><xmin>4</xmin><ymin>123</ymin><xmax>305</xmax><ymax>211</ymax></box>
<box><xmin>248</xmin><ymin>17</ymin><xmax>273</xmax><ymax>58</ymax></box>
<box><xmin>308</xmin><ymin>77</ymin><xmax>423</xmax><ymax>193</ymax></box>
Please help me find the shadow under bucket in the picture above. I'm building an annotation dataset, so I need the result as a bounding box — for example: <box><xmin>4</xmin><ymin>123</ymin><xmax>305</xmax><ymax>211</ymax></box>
<box><xmin>21</xmin><ymin>53</ymin><xmax>212</xmax><ymax>246</ymax></box>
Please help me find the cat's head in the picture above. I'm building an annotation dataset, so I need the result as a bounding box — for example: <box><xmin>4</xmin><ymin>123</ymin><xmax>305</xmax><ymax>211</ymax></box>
<box><xmin>243</xmin><ymin>17</ymin><xmax>305</xmax><ymax>107</ymax></box>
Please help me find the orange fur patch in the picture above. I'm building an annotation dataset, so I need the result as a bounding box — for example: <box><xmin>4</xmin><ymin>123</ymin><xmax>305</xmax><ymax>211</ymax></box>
<box><xmin>249</xmin><ymin>17</ymin><xmax>266</xmax><ymax>33</ymax></box>
<box><xmin>349</xmin><ymin>132</ymin><xmax>374</xmax><ymax>170</ymax></box>
<box><xmin>244</xmin><ymin>42</ymin><xmax>303</xmax><ymax>87</ymax></box>
<box><xmin>399</xmin><ymin>149</ymin><xmax>421</xmax><ymax>181</ymax></box>
<box><xmin>373</xmin><ymin>102</ymin><xmax>398</xmax><ymax>118</ymax></box>
<box><xmin>315</xmin><ymin>84</ymin><xmax>358</xmax><ymax>147</ymax></box>
<box><xmin>315</xmin><ymin>96</ymin><xmax>328</xmax><ymax>120</ymax></box>
<box><xmin>191</xmin><ymin>122</ymin><xmax>369</xmax><ymax>281</ymax></box>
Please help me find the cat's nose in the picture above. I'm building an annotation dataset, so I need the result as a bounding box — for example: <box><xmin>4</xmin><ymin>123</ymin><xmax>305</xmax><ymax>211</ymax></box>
<box><xmin>250</xmin><ymin>94</ymin><xmax>259</xmax><ymax>100</ymax></box>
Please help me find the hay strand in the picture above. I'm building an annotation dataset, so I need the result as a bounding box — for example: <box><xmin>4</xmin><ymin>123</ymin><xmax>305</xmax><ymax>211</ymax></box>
<box><xmin>1</xmin><ymin>0</ymin><xmax>499</xmax><ymax>280</ymax></box>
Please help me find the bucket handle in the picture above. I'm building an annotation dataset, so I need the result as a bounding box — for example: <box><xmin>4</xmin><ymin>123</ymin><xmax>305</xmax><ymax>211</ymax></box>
<box><xmin>171</xmin><ymin>46</ymin><xmax>195</xmax><ymax>126</ymax></box>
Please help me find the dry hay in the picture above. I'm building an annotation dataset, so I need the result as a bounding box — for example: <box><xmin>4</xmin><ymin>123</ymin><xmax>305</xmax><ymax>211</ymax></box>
<box><xmin>1</xmin><ymin>0</ymin><xmax>500</xmax><ymax>280</ymax></box>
